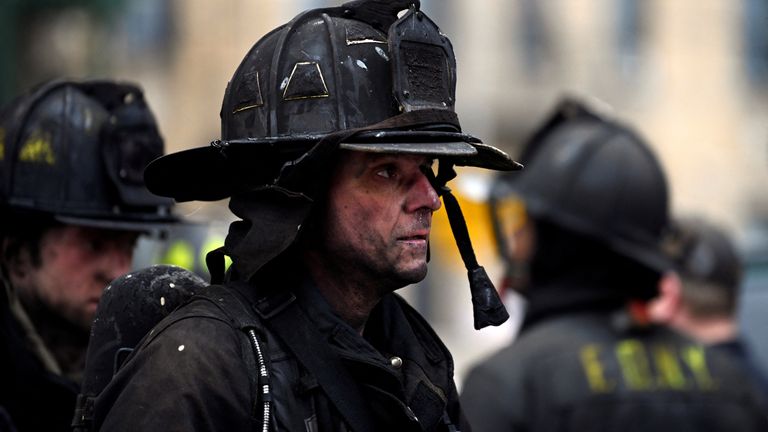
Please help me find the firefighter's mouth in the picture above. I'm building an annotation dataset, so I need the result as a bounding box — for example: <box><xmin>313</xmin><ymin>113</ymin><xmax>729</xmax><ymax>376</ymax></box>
<box><xmin>398</xmin><ymin>233</ymin><xmax>428</xmax><ymax>242</ymax></box>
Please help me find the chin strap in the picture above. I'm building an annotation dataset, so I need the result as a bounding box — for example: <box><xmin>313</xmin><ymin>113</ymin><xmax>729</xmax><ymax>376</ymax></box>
<box><xmin>430</xmin><ymin>163</ymin><xmax>509</xmax><ymax>330</ymax></box>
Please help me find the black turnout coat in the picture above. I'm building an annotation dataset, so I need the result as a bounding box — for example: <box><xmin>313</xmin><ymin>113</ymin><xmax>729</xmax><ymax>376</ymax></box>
<box><xmin>461</xmin><ymin>283</ymin><xmax>768</xmax><ymax>432</ymax></box>
<box><xmin>0</xmin><ymin>277</ymin><xmax>78</xmax><ymax>432</ymax></box>
<box><xmin>94</xmin><ymin>277</ymin><xmax>465</xmax><ymax>431</ymax></box>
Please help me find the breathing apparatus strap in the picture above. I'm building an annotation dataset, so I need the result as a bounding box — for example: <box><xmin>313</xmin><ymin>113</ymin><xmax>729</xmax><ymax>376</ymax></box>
<box><xmin>233</xmin><ymin>281</ymin><xmax>377</xmax><ymax>432</ymax></box>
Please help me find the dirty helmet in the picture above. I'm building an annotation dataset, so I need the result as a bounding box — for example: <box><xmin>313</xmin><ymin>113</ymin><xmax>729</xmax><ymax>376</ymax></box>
<box><xmin>145</xmin><ymin>0</ymin><xmax>522</xmax><ymax>329</ymax></box>
<box><xmin>0</xmin><ymin>79</ymin><xmax>176</xmax><ymax>230</ymax></box>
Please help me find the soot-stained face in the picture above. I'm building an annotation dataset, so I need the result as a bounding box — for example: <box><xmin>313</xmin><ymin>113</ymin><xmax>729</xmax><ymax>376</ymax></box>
<box><xmin>314</xmin><ymin>150</ymin><xmax>442</xmax><ymax>292</ymax></box>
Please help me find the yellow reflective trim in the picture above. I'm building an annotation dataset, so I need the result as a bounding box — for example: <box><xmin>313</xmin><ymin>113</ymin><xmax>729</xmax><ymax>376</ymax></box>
<box><xmin>681</xmin><ymin>345</ymin><xmax>717</xmax><ymax>390</ymax></box>
<box><xmin>616</xmin><ymin>339</ymin><xmax>653</xmax><ymax>390</ymax></box>
<box><xmin>282</xmin><ymin>62</ymin><xmax>330</xmax><ymax>101</ymax></box>
<box><xmin>160</xmin><ymin>240</ymin><xmax>196</xmax><ymax>271</ymax></box>
<box><xmin>200</xmin><ymin>236</ymin><xmax>232</xmax><ymax>272</ymax></box>
<box><xmin>0</xmin><ymin>128</ymin><xmax>5</xmax><ymax>160</ymax></box>
<box><xmin>579</xmin><ymin>344</ymin><xmax>615</xmax><ymax>393</ymax></box>
<box><xmin>653</xmin><ymin>344</ymin><xmax>687</xmax><ymax>389</ymax></box>
<box><xmin>495</xmin><ymin>195</ymin><xmax>527</xmax><ymax>239</ymax></box>
<box><xmin>19</xmin><ymin>131</ymin><xmax>55</xmax><ymax>165</ymax></box>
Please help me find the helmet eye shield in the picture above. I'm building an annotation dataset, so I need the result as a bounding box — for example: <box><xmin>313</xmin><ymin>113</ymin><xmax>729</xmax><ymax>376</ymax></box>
<box><xmin>100</xmin><ymin>93</ymin><xmax>169</xmax><ymax>209</ymax></box>
<box><xmin>104</xmin><ymin>127</ymin><xmax>163</xmax><ymax>187</ymax></box>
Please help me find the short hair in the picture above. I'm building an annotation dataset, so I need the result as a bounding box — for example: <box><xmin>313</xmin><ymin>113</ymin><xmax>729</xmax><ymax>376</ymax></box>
<box><xmin>679</xmin><ymin>278</ymin><xmax>737</xmax><ymax>318</ymax></box>
<box><xmin>664</xmin><ymin>218</ymin><xmax>742</xmax><ymax>318</ymax></box>
<box><xmin>0</xmin><ymin>209</ymin><xmax>61</xmax><ymax>271</ymax></box>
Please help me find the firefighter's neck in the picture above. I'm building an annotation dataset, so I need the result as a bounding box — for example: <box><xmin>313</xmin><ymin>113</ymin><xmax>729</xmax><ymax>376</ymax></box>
<box><xmin>671</xmin><ymin>311</ymin><xmax>738</xmax><ymax>345</ymax></box>
<box><xmin>304</xmin><ymin>252</ymin><xmax>394</xmax><ymax>335</ymax></box>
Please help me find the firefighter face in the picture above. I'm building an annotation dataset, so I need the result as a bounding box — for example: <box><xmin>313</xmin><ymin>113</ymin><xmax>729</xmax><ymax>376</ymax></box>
<box><xmin>11</xmin><ymin>225</ymin><xmax>138</xmax><ymax>330</ymax></box>
<box><xmin>313</xmin><ymin>151</ymin><xmax>441</xmax><ymax>291</ymax></box>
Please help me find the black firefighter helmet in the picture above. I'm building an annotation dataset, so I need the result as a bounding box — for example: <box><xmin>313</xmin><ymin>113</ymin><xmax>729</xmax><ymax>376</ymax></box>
<box><xmin>145</xmin><ymin>0</ymin><xmax>518</xmax><ymax>200</ymax></box>
<box><xmin>144</xmin><ymin>0</ymin><xmax>521</xmax><ymax>329</ymax></box>
<box><xmin>0</xmin><ymin>79</ymin><xmax>176</xmax><ymax>230</ymax></box>
<box><xmin>491</xmin><ymin>98</ymin><xmax>670</xmax><ymax>276</ymax></box>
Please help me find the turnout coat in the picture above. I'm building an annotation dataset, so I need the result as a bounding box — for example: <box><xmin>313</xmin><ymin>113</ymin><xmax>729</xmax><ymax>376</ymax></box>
<box><xmin>94</xmin><ymin>277</ymin><xmax>464</xmax><ymax>432</ymax></box>
<box><xmin>461</xmin><ymin>283</ymin><xmax>768</xmax><ymax>432</ymax></box>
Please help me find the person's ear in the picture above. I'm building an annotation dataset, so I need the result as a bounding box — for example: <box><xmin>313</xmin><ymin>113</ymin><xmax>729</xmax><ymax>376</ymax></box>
<box><xmin>648</xmin><ymin>271</ymin><xmax>682</xmax><ymax>323</ymax></box>
<box><xmin>2</xmin><ymin>238</ymin><xmax>34</xmax><ymax>287</ymax></box>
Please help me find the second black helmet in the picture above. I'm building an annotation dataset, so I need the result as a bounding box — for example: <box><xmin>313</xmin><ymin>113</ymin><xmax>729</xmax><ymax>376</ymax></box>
<box><xmin>500</xmin><ymin>99</ymin><xmax>671</xmax><ymax>273</ymax></box>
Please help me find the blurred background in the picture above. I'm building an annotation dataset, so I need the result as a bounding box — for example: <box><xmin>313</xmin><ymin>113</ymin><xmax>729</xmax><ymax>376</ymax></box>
<box><xmin>2</xmin><ymin>0</ymin><xmax>767</xmax><ymax>387</ymax></box>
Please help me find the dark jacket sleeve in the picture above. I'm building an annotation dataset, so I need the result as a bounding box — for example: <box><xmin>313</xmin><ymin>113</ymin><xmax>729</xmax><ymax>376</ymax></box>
<box><xmin>94</xmin><ymin>315</ymin><xmax>254</xmax><ymax>432</ymax></box>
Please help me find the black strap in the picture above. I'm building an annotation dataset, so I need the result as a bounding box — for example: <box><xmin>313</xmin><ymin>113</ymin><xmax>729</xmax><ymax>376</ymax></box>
<box><xmin>232</xmin><ymin>281</ymin><xmax>377</xmax><ymax>432</ymax></box>
<box><xmin>206</xmin><ymin>247</ymin><xmax>228</xmax><ymax>285</ymax></box>
<box><xmin>196</xmin><ymin>284</ymin><xmax>269</xmax><ymax>426</ymax></box>
<box><xmin>425</xmin><ymin>163</ymin><xmax>509</xmax><ymax>330</ymax></box>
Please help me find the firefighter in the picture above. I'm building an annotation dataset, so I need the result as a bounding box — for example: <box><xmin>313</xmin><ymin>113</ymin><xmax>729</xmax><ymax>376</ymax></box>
<box><xmin>461</xmin><ymin>99</ymin><xmax>768</xmax><ymax>431</ymax></box>
<box><xmin>0</xmin><ymin>80</ymin><xmax>176</xmax><ymax>432</ymax></box>
<box><xmin>650</xmin><ymin>217</ymin><xmax>768</xmax><ymax>394</ymax></box>
<box><xmin>92</xmin><ymin>1</ymin><xmax>520</xmax><ymax>431</ymax></box>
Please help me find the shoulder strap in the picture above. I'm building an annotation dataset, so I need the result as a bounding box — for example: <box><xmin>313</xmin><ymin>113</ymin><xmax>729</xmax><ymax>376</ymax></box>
<box><xmin>199</xmin><ymin>284</ymin><xmax>260</xmax><ymax>328</ymax></box>
<box><xmin>196</xmin><ymin>284</ymin><xmax>270</xmax><ymax>426</ymax></box>
<box><xmin>229</xmin><ymin>280</ymin><xmax>376</xmax><ymax>432</ymax></box>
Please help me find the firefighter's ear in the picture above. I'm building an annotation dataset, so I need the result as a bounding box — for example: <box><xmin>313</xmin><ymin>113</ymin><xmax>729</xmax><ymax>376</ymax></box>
<box><xmin>2</xmin><ymin>238</ymin><xmax>34</xmax><ymax>286</ymax></box>
<box><xmin>648</xmin><ymin>272</ymin><xmax>682</xmax><ymax>324</ymax></box>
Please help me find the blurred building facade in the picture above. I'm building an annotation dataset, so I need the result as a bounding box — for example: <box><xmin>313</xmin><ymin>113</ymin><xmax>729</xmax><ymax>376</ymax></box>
<box><xmin>2</xmin><ymin>0</ymin><xmax>767</xmax><ymax>383</ymax></box>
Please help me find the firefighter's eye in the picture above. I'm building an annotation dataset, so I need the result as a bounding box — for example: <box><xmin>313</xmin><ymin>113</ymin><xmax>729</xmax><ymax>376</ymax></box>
<box><xmin>85</xmin><ymin>238</ymin><xmax>106</xmax><ymax>254</ymax></box>
<box><xmin>375</xmin><ymin>165</ymin><xmax>398</xmax><ymax>179</ymax></box>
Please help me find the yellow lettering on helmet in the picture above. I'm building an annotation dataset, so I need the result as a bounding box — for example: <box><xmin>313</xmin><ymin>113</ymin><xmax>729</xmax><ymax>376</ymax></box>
<box><xmin>652</xmin><ymin>344</ymin><xmax>687</xmax><ymax>390</ymax></box>
<box><xmin>160</xmin><ymin>240</ymin><xmax>196</xmax><ymax>271</ymax></box>
<box><xmin>616</xmin><ymin>339</ymin><xmax>654</xmax><ymax>390</ymax></box>
<box><xmin>681</xmin><ymin>345</ymin><xmax>717</xmax><ymax>391</ymax></box>
<box><xmin>19</xmin><ymin>130</ymin><xmax>55</xmax><ymax>165</ymax></box>
<box><xmin>580</xmin><ymin>344</ymin><xmax>615</xmax><ymax>393</ymax></box>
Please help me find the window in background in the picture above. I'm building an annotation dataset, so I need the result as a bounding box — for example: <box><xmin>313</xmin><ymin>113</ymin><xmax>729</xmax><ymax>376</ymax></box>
<box><xmin>615</xmin><ymin>0</ymin><xmax>646</xmax><ymax>80</ymax></box>
<box><xmin>743</xmin><ymin>0</ymin><xmax>768</xmax><ymax>87</ymax></box>
<box><xmin>516</xmin><ymin>0</ymin><xmax>551</xmax><ymax>78</ymax></box>
<box><xmin>114</xmin><ymin>0</ymin><xmax>174</xmax><ymax>60</ymax></box>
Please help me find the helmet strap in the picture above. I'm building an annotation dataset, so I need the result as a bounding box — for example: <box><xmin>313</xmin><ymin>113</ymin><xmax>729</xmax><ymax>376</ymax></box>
<box><xmin>430</xmin><ymin>163</ymin><xmax>509</xmax><ymax>329</ymax></box>
<box><xmin>206</xmin><ymin>246</ymin><xmax>227</xmax><ymax>284</ymax></box>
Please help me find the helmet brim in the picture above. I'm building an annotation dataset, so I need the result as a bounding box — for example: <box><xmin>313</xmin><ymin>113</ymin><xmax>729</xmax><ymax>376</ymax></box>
<box><xmin>55</xmin><ymin>214</ymin><xmax>180</xmax><ymax>233</ymax></box>
<box><xmin>339</xmin><ymin>140</ymin><xmax>477</xmax><ymax>156</ymax></box>
<box><xmin>145</xmin><ymin>132</ymin><xmax>522</xmax><ymax>202</ymax></box>
<box><xmin>338</xmin><ymin>140</ymin><xmax>523</xmax><ymax>172</ymax></box>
